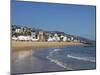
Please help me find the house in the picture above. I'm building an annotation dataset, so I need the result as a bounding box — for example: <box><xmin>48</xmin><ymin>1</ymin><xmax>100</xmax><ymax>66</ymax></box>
<box><xmin>31</xmin><ymin>32</ymin><xmax>39</xmax><ymax>41</ymax></box>
<box><xmin>31</xmin><ymin>32</ymin><xmax>37</xmax><ymax>39</ymax></box>
<box><xmin>12</xmin><ymin>36</ymin><xmax>18</xmax><ymax>41</ymax></box>
<box><xmin>63</xmin><ymin>36</ymin><xmax>67</xmax><ymax>41</ymax></box>
<box><xmin>17</xmin><ymin>35</ymin><xmax>31</xmax><ymax>41</ymax></box>
<box><xmin>48</xmin><ymin>37</ymin><xmax>53</xmax><ymax>41</ymax></box>
<box><xmin>70</xmin><ymin>36</ymin><xmax>74</xmax><ymax>41</ymax></box>
<box><xmin>67</xmin><ymin>37</ymin><xmax>71</xmax><ymax>42</ymax></box>
<box><xmin>47</xmin><ymin>32</ymin><xmax>69</xmax><ymax>42</ymax></box>
<box><xmin>15</xmin><ymin>28</ymin><xmax>21</xmax><ymax>33</ymax></box>
<box><xmin>48</xmin><ymin>33</ymin><xmax>63</xmax><ymax>42</ymax></box>
<box><xmin>53</xmin><ymin>33</ymin><xmax>60</xmax><ymax>41</ymax></box>
<box><xmin>47</xmin><ymin>33</ymin><xmax>53</xmax><ymax>42</ymax></box>
<box><xmin>12</xmin><ymin>25</ymin><xmax>84</xmax><ymax>42</ymax></box>
<box><xmin>73</xmin><ymin>39</ymin><xmax>78</xmax><ymax>42</ymax></box>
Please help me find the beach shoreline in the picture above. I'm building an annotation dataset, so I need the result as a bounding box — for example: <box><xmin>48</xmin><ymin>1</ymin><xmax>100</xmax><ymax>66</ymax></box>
<box><xmin>12</xmin><ymin>40</ymin><xmax>83</xmax><ymax>51</ymax></box>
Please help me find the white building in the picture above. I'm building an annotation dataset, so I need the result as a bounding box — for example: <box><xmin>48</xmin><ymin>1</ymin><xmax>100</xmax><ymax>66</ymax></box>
<box><xmin>31</xmin><ymin>32</ymin><xmax>39</xmax><ymax>41</ymax></box>
<box><xmin>53</xmin><ymin>33</ymin><xmax>60</xmax><ymax>41</ymax></box>
<box><xmin>48</xmin><ymin>33</ymin><xmax>60</xmax><ymax>42</ymax></box>
<box><xmin>17</xmin><ymin>36</ymin><xmax>31</xmax><ymax>41</ymax></box>
<box><xmin>73</xmin><ymin>39</ymin><xmax>78</xmax><ymax>42</ymax></box>
<box><xmin>48</xmin><ymin>37</ymin><xmax>53</xmax><ymax>41</ymax></box>
<box><xmin>31</xmin><ymin>32</ymin><xmax>37</xmax><ymax>39</ymax></box>
<box><xmin>63</xmin><ymin>36</ymin><xmax>67</xmax><ymax>41</ymax></box>
<box><xmin>12</xmin><ymin>36</ymin><xmax>18</xmax><ymax>41</ymax></box>
<box><xmin>67</xmin><ymin>38</ymin><xmax>71</xmax><ymax>41</ymax></box>
<box><xmin>15</xmin><ymin>28</ymin><xmax>23</xmax><ymax>33</ymax></box>
<box><xmin>71</xmin><ymin>37</ymin><xmax>74</xmax><ymax>41</ymax></box>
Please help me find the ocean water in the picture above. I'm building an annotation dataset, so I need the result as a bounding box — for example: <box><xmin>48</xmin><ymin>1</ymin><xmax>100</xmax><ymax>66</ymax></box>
<box><xmin>11</xmin><ymin>45</ymin><xmax>96</xmax><ymax>74</ymax></box>
<box><xmin>34</xmin><ymin>45</ymin><xmax>96</xmax><ymax>70</ymax></box>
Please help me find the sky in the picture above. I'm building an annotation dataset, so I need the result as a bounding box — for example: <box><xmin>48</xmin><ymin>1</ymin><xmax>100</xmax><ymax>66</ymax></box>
<box><xmin>11</xmin><ymin>0</ymin><xmax>96</xmax><ymax>40</ymax></box>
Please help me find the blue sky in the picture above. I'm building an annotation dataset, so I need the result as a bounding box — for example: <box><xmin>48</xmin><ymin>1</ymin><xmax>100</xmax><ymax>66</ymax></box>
<box><xmin>11</xmin><ymin>0</ymin><xmax>96</xmax><ymax>40</ymax></box>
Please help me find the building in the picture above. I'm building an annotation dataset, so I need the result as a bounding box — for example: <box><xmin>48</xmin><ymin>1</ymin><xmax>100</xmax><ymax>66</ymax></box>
<box><xmin>31</xmin><ymin>32</ymin><xmax>39</xmax><ymax>41</ymax></box>
<box><xmin>38</xmin><ymin>31</ymin><xmax>46</xmax><ymax>41</ymax></box>
<box><xmin>12</xmin><ymin>25</ymin><xmax>85</xmax><ymax>42</ymax></box>
<box><xmin>63</xmin><ymin>36</ymin><xmax>67</xmax><ymax>41</ymax></box>
<box><xmin>15</xmin><ymin>28</ymin><xmax>22</xmax><ymax>33</ymax></box>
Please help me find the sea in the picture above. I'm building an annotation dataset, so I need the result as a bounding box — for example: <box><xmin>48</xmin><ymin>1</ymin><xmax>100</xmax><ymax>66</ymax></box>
<box><xmin>11</xmin><ymin>45</ymin><xmax>96</xmax><ymax>74</ymax></box>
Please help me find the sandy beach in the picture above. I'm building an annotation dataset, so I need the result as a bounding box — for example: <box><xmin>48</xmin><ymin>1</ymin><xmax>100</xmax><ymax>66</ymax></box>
<box><xmin>11</xmin><ymin>41</ymin><xmax>95</xmax><ymax>74</ymax></box>
<box><xmin>12</xmin><ymin>40</ymin><xmax>83</xmax><ymax>50</ymax></box>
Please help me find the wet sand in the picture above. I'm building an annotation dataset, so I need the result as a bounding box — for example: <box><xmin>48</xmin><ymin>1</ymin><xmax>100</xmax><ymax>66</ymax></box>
<box><xmin>11</xmin><ymin>49</ymin><xmax>68</xmax><ymax>74</ymax></box>
<box><xmin>11</xmin><ymin>41</ymin><xmax>83</xmax><ymax>74</ymax></box>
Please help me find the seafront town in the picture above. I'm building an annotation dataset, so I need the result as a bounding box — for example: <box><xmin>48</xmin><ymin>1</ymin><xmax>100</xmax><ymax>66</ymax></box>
<box><xmin>12</xmin><ymin>25</ymin><xmax>84</xmax><ymax>42</ymax></box>
<box><xmin>11</xmin><ymin>25</ymin><xmax>94</xmax><ymax>50</ymax></box>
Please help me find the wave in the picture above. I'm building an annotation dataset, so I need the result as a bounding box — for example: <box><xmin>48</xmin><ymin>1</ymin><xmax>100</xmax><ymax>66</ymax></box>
<box><xmin>53</xmin><ymin>49</ymin><xmax>61</xmax><ymax>52</ymax></box>
<box><xmin>67</xmin><ymin>54</ymin><xmax>95</xmax><ymax>62</ymax></box>
<box><xmin>48</xmin><ymin>49</ymin><xmax>61</xmax><ymax>57</ymax></box>
<box><xmin>47</xmin><ymin>48</ymin><xmax>72</xmax><ymax>70</ymax></box>
<box><xmin>46</xmin><ymin>56</ymin><xmax>72</xmax><ymax>70</ymax></box>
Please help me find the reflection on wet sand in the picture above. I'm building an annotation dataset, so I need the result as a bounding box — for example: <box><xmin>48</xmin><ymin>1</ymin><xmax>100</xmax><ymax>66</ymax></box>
<box><xmin>12</xmin><ymin>50</ymin><xmax>33</xmax><ymax>62</ymax></box>
<box><xmin>11</xmin><ymin>49</ymin><xmax>65</xmax><ymax>74</ymax></box>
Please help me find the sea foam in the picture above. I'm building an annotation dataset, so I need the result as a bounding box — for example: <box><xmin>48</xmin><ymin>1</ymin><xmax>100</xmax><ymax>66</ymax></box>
<box><xmin>67</xmin><ymin>54</ymin><xmax>95</xmax><ymax>62</ymax></box>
